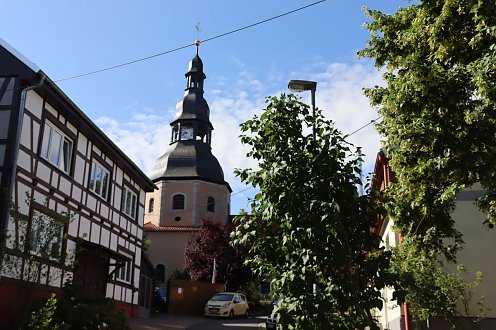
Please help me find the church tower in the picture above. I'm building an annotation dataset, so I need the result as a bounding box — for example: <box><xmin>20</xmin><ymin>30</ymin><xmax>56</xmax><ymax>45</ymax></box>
<box><xmin>145</xmin><ymin>49</ymin><xmax>231</xmax><ymax>228</ymax></box>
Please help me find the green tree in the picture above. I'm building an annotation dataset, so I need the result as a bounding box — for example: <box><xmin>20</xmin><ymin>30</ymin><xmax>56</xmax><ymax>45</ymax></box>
<box><xmin>231</xmin><ymin>94</ymin><xmax>395</xmax><ymax>330</ymax></box>
<box><xmin>359</xmin><ymin>0</ymin><xmax>495</xmax><ymax>323</ymax></box>
<box><xmin>359</xmin><ymin>0</ymin><xmax>496</xmax><ymax>258</ymax></box>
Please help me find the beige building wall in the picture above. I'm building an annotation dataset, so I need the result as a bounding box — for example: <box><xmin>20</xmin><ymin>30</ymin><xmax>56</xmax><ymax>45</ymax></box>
<box><xmin>450</xmin><ymin>186</ymin><xmax>496</xmax><ymax>318</ymax></box>
<box><xmin>145</xmin><ymin>179</ymin><xmax>230</xmax><ymax>227</ymax></box>
<box><xmin>376</xmin><ymin>185</ymin><xmax>496</xmax><ymax>329</ymax></box>
<box><xmin>146</xmin><ymin>231</ymin><xmax>195</xmax><ymax>280</ymax></box>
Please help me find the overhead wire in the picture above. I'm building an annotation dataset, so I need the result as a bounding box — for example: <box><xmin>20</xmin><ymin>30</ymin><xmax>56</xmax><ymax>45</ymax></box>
<box><xmin>1</xmin><ymin>0</ymin><xmax>326</xmax><ymax>93</ymax></box>
<box><xmin>1</xmin><ymin>0</ymin><xmax>383</xmax><ymax>200</ymax></box>
<box><xmin>51</xmin><ymin>0</ymin><xmax>326</xmax><ymax>83</ymax></box>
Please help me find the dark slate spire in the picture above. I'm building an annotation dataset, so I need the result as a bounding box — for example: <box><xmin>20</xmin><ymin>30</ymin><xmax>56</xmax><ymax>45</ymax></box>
<box><xmin>149</xmin><ymin>49</ymin><xmax>230</xmax><ymax>191</ymax></box>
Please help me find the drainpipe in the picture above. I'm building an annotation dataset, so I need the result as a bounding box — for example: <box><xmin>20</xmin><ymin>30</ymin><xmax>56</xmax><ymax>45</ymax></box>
<box><xmin>0</xmin><ymin>74</ymin><xmax>45</xmax><ymax>274</ymax></box>
<box><xmin>9</xmin><ymin>74</ymin><xmax>46</xmax><ymax>202</ymax></box>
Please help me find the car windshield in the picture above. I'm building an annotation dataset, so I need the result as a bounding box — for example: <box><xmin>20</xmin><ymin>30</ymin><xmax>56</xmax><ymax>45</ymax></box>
<box><xmin>211</xmin><ymin>293</ymin><xmax>234</xmax><ymax>301</ymax></box>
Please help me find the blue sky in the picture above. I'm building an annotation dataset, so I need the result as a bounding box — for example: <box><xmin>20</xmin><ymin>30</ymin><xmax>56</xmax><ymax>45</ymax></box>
<box><xmin>2</xmin><ymin>0</ymin><xmax>406</xmax><ymax>213</ymax></box>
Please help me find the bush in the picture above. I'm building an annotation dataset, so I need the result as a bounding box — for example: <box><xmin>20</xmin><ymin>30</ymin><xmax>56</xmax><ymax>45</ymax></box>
<box><xmin>22</xmin><ymin>294</ymin><xmax>130</xmax><ymax>330</ymax></box>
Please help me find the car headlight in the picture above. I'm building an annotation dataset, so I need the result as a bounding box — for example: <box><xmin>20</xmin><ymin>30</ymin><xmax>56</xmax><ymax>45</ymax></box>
<box><xmin>222</xmin><ymin>302</ymin><xmax>231</xmax><ymax>309</ymax></box>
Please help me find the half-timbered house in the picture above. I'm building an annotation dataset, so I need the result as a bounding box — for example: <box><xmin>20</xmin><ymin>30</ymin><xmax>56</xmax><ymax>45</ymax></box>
<box><xmin>0</xmin><ymin>37</ymin><xmax>155</xmax><ymax>326</ymax></box>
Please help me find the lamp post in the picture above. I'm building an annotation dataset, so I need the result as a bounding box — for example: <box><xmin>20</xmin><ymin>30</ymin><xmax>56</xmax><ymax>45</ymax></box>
<box><xmin>288</xmin><ymin>80</ymin><xmax>318</xmax><ymax>297</ymax></box>
<box><xmin>288</xmin><ymin>80</ymin><xmax>317</xmax><ymax>141</ymax></box>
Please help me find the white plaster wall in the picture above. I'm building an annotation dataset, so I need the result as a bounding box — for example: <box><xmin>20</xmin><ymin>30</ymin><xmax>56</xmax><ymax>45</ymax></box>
<box><xmin>25</xmin><ymin>91</ymin><xmax>43</xmax><ymax>118</ymax></box>
<box><xmin>17</xmin><ymin>149</ymin><xmax>31</xmax><ymax>172</ymax></box>
<box><xmin>20</xmin><ymin>113</ymin><xmax>31</xmax><ymax>149</ymax></box>
<box><xmin>45</xmin><ymin>103</ymin><xmax>57</xmax><ymax>117</ymax></box>
<box><xmin>36</xmin><ymin>162</ymin><xmax>51</xmax><ymax>184</ymax></box>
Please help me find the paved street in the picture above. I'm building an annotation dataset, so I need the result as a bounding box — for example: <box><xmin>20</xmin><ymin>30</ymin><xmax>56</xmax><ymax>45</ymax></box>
<box><xmin>130</xmin><ymin>314</ymin><xmax>267</xmax><ymax>330</ymax></box>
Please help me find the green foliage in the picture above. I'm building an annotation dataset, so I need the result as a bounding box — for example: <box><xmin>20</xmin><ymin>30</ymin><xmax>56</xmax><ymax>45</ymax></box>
<box><xmin>232</xmin><ymin>94</ymin><xmax>396</xmax><ymax>329</ymax></box>
<box><xmin>142</xmin><ymin>234</ymin><xmax>152</xmax><ymax>252</ymax></box>
<box><xmin>390</xmin><ymin>239</ymin><xmax>484</xmax><ymax>325</ymax></box>
<box><xmin>22</xmin><ymin>294</ymin><xmax>64</xmax><ymax>330</ymax></box>
<box><xmin>359</xmin><ymin>0</ymin><xmax>496</xmax><ymax>257</ymax></box>
<box><xmin>359</xmin><ymin>0</ymin><xmax>494</xmax><ymax>322</ymax></box>
<box><xmin>22</xmin><ymin>293</ymin><xmax>130</xmax><ymax>330</ymax></box>
<box><xmin>170</xmin><ymin>269</ymin><xmax>191</xmax><ymax>280</ymax></box>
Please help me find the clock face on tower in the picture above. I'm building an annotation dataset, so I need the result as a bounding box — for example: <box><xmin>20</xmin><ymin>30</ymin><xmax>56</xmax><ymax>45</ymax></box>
<box><xmin>180</xmin><ymin>127</ymin><xmax>194</xmax><ymax>140</ymax></box>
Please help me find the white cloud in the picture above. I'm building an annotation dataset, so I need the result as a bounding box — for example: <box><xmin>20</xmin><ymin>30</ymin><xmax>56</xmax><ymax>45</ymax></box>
<box><xmin>96</xmin><ymin>61</ymin><xmax>384</xmax><ymax>213</ymax></box>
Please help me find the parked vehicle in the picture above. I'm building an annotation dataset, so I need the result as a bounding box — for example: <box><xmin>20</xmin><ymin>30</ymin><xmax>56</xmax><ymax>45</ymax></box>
<box><xmin>266</xmin><ymin>297</ymin><xmax>282</xmax><ymax>329</ymax></box>
<box><xmin>154</xmin><ymin>287</ymin><xmax>167</xmax><ymax>312</ymax></box>
<box><xmin>204</xmin><ymin>292</ymin><xmax>249</xmax><ymax>318</ymax></box>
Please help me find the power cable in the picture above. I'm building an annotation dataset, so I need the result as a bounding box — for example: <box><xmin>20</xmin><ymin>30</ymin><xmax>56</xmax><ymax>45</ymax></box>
<box><xmin>52</xmin><ymin>0</ymin><xmax>326</xmax><ymax>83</ymax></box>
<box><xmin>1</xmin><ymin>0</ymin><xmax>326</xmax><ymax>92</ymax></box>
<box><xmin>345</xmin><ymin>115</ymin><xmax>383</xmax><ymax>137</ymax></box>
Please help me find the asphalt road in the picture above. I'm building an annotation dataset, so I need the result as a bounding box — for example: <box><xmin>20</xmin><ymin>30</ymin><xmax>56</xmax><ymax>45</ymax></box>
<box><xmin>187</xmin><ymin>317</ymin><xmax>265</xmax><ymax>329</ymax></box>
<box><xmin>130</xmin><ymin>314</ymin><xmax>267</xmax><ymax>330</ymax></box>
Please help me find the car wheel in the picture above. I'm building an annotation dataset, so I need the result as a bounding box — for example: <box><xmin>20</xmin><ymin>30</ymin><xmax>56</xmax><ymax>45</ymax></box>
<box><xmin>244</xmin><ymin>309</ymin><xmax>249</xmax><ymax>318</ymax></box>
<box><xmin>229</xmin><ymin>310</ymin><xmax>234</xmax><ymax>319</ymax></box>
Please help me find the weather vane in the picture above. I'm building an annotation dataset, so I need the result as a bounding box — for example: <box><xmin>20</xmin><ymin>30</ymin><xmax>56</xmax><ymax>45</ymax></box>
<box><xmin>195</xmin><ymin>22</ymin><xmax>201</xmax><ymax>52</ymax></box>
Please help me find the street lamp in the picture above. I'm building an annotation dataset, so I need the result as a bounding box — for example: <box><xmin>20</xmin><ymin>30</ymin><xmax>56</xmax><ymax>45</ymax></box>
<box><xmin>288</xmin><ymin>80</ymin><xmax>318</xmax><ymax>297</ymax></box>
<box><xmin>288</xmin><ymin>80</ymin><xmax>317</xmax><ymax>141</ymax></box>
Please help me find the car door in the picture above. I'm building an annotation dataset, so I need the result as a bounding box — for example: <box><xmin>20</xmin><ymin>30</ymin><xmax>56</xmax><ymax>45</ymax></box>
<box><xmin>233</xmin><ymin>294</ymin><xmax>242</xmax><ymax>315</ymax></box>
<box><xmin>239</xmin><ymin>294</ymin><xmax>248</xmax><ymax>314</ymax></box>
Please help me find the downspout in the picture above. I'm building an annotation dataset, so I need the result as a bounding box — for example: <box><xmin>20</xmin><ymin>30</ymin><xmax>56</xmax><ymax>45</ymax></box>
<box><xmin>0</xmin><ymin>74</ymin><xmax>45</xmax><ymax>273</ymax></box>
<box><xmin>9</xmin><ymin>74</ymin><xmax>46</xmax><ymax>201</ymax></box>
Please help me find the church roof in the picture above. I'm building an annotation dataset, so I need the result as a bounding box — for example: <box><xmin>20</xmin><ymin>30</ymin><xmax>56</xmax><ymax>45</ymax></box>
<box><xmin>149</xmin><ymin>141</ymin><xmax>229</xmax><ymax>188</ymax></box>
<box><xmin>144</xmin><ymin>222</ymin><xmax>200</xmax><ymax>232</ymax></box>
<box><xmin>171</xmin><ymin>91</ymin><xmax>211</xmax><ymax>125</ymax></box>
<box><xmin>186</xmin><ymin>54</ymin><xmax>205</xmax><ymax>76</ymax></box>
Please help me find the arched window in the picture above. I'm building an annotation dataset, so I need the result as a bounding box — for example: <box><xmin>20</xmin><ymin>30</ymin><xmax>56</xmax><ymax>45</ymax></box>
<box><xmin>207</xmin><ymin>197</ymin><xmax>215</xmax><ymax>212</ymax></box>
<box><xmin>172</xmin><ymin>194</ymin><xmax>185</xmax><ymax>210</ymax></box>
<box><xmin>156</xmin><ymin>264</ymin><xmax>165</xmax><ymax>283</ymax></box>
<box><xmin>148</xmin><ymin>198</ymin><xmax>154</xmax><ymax>213</ymax></box>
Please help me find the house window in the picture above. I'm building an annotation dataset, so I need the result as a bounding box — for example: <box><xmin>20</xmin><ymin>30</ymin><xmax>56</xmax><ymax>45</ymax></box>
<box><xmin>148</xmin><ymin>198</ymin><xmax>154</xmax><ymax>213</ymax></box>
<box><xmin>122</xmin><ymin>186</ymin><xmax>137</xmax><ymax>219</ymax></box>
<box><xmin>30</xmin><ymin>210</ymin><xmax>64</xmax><ymax>261</ymax></box>
<box><xmin>40</xmin><ymin>122</ymin><xmax>73</xmax><ymax>174</ymax></box>
<box><xmin>89</xmin><ymin>160</ymin><xmax>110</xmax><ymax>199</ymax></box>
<box><xmin>207</xmin><ymin>197</ymin><xmax>215</xmax><ymax>212</ymax></box>
<box><xmin>116</xmin><ymin>260</ymin><xmax>132</xmax><ymax>284</ymax></box>
<box><xmin>172</xmin><ymin>194</ymin><xmax>185</xmax><ymax>210</ymax></box>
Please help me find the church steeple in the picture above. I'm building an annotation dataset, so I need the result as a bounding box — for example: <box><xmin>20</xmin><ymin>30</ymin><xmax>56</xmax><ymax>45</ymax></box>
<box><xmin>149</xmin><ymin>48</ymin><xmax>229</xmax><ymax>190</ymax></box>
<box><xmin>169</xmin><ymin>46</ymin><xmax>212</xmax><ymax>146</ymax></box>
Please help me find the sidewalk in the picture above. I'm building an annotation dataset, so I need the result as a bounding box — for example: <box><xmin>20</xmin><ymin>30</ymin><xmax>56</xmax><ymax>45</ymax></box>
<box><xmin>130</xmin><ymin>314</ymin><xmax>207</xmax><ymax>330</ymax></box>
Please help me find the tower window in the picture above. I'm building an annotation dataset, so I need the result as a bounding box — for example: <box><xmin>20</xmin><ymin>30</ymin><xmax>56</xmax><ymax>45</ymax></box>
<box><xmin>172</xmin><ymin>125</ymin><xmax>180</xmax><ymax>142</ymax></box>
<box><xmin>207</xmin><ymin>197</ymin><xmax>215</xmax><ymax>212</ymax></box>
<box><xmin>148</xmin><ymin>198</ymin><xmax>154</xmax><ymax>213</ymax></box>
<box><xmin>172</xmin><ymin>194</ymin><xmax>185</xmax><ymax>210</ymax></box>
